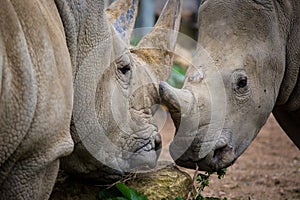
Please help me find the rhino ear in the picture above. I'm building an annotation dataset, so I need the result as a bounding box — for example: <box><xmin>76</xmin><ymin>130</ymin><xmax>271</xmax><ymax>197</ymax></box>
<box><xmin>132</xmin><ymin>0</ymin><xmax>182</xmax><ymax>81</ymax></box>
<box><xmin>137</xmin><ymin>0</ymin><xmax>182</xmax><ymax>50</ymax></box>
<box><xmin>105</xmin><ymin>0</ymin><xmax>139</xmax><ymax>45</ymax></box>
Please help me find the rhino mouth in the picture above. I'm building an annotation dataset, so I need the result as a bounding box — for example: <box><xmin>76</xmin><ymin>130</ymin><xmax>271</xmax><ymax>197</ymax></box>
<box><xmin>124</xmin><ymin>131</ymin><xmax>161</xmax><ymax>171</ymax></box>
<box><xmin>173</xmin><ymin>144</ymin><xmax>236</xmax><ymax>172</ymax></box>
<box><xmin>120</xmin><ymin>103</ymin><xmax>165</xmax><ymax>172</ymax></box>
<box><xmin>133</xmin><ymin>133</ymin><xmax>162</xmax><ymax>153</ymax></box>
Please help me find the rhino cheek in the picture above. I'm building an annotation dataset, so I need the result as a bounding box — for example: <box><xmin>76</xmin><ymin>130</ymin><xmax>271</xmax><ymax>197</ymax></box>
<box><xmin>229</xmin><ymin>112</ymin><xmax>266</xmax><ymax>157</ymax></box>
<box><xmin>227</xmin><ymin>79</ymin><xmax>275</xmax><ymax>157</ymax></box>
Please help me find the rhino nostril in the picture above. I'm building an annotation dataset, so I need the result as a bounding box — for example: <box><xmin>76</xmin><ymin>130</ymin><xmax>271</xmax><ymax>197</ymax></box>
<box><xmin>212</xmin><ymin>144</ymin><xmax>235</xmax><ymax>164</ymax></box>
<box><xmin>213</xmin><ymin>146</ymin><xmax>225</xmax><ymax>161</ymax></box>
<box><xmin>143</xmin><ymin>143</ymin><xmax>153</xmax><ymax>151</ymax></box>
<box><xmin>154</xmin><ymin>134</ymin><xmax>162</xmax><ymax>151</ymax></box>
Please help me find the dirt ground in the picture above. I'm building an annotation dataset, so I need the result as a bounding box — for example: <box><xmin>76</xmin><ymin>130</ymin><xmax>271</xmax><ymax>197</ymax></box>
<box><xmin>159</xmin><ymin>114</ymin><xmax>300</xmax><ymax>200</ymax></box>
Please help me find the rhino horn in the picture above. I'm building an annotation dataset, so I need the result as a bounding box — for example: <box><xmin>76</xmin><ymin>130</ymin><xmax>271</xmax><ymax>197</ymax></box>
<box><xmin>132</xmin><ymin>0</ymin><xmax>183</xmax><ymax>81</ymax></box>
<box><xmin>105</xmin><ymin>0</ymin><xmax>139</xmax><ymax>45</ymax></box>
<box><xmin>159</xmin><ymin>81</ymin><xmax>194</xmax><ymax>131</ymax></box>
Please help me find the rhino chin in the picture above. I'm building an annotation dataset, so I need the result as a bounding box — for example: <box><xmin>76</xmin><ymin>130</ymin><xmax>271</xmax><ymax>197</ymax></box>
<box><xmin>125</xmin><ymin>132</ymin><xmax>162</xmax><ymax>172</ymax></box>
<box><xmin>128</xmin><ymin>148</ymin><xmax>161</xmax><ymax>172</ymax></box>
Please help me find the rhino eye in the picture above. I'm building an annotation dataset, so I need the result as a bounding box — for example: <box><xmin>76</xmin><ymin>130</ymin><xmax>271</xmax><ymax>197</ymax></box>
<box><xmin>232</xmin><ymin>70</ymin><xmax>250</xmax><ymax>99</ymax></box>
<box><xmin>119</xmin><ymin>64</ymin><xmax>131</xmax><ymax>75</ymax></box>
<box><xmin>237</xmin><ymin>77</ymin><xmax>247</xmax><ymax>88</ymax></box>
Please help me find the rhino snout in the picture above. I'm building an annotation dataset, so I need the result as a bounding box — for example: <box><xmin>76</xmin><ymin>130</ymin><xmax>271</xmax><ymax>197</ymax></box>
<box><xmin>171</xmin><ymin>130</ymin><xmax>236</xmax><ymax>172</ymax></box>
<box><xmin>173</xmin><ymin>144</ymin><xmax>236</xmax><ymax>172</ymax></box>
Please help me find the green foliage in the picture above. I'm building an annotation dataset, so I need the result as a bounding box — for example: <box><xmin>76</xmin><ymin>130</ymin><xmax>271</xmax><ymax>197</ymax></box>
<box><xmin>194</xmin><ymin>169</ymin><xmax>228</xmax><ymax>200</ymax></box>
<box><xmin>216</xmin><ymin>168</ymin><xmax>227</xmax><ymax>180</ymax></box>
<box><xmin>99</xmin><ymin>183</ymin><xmax>147</xmax><ymax>200</ymax></box>
<box><xmin>99</xmin><ymin>185</ymin><xmax>124</xmax><ymax>199</ymax></box>
<box><xmin>116</xmin><ymin>183</ymin><xmax>147</xmax><ymax>200</ymax></box>
<box><xmin>196</xmin><ymin>172</ymin><xmax>211</xmax><ymax>193</ymax></box>
<box><xmin>167</xmin><ymin>64</ymin><xmax>186</xmax><ymax>88</ymax></box>
<box><xmin>130</xmin><ymin>37</ymin><xmax>141</xmax><ymax>47</ymax></box>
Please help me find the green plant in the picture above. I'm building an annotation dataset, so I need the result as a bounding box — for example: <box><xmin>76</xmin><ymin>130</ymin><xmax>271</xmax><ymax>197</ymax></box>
<box><xmin>167</xmin><ymin>64</ymin><xmax>186</xmax><ymax>88</ymax></box>
<box><xmin>194</xmin><ymin>168</ymin><xmax>227</xmax><ymax>200</ymax></box>
<box><xmin>99</xmin><ymin>183</ymin><xmax>147</xmax><ymax>200</ymax></box>
<box><xmin>130</xmin><ymin>37</ymin><xmax>142</xmax><ymax>47</ymax></box>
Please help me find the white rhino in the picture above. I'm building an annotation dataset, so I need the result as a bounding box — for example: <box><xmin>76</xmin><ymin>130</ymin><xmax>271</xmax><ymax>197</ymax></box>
<box><xmin>0</xmin><ymin>0</ymin><xmax>182</xmax><ymax>199</ymax></box>
<box><xmin>160</xmin><ymin>0</ymin><xmax>300</xmax><ymax>172</ymax></box>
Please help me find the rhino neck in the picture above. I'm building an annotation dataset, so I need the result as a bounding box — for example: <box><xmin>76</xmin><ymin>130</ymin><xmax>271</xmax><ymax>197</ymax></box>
<box><xmin>275</xmin><ymin>0</ymin><xmax>300</xmax><ymax>112</ymax></box>
<box><xmin>54</xmin><ymin>0</ymin><xmax>115</xmax><ymax>175</ymax></box>
<box><xmin>54</xmin><ymin>0</ymin><xmax>111</xmax><ymax>134</ymax></box>
<box><xmin>272</xmin><ymin>1</ymin><xmax>300</xmax><ymax>149</ymax></box>
<box><xmin>54</xmin><ymin>0</ymin><xmax>110</xmax><ymax>80</ymax></box>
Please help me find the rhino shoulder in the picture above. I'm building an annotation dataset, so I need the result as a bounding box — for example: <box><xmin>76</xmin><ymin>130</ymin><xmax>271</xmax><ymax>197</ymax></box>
<box><xmin>0</xmin><ymin>0</ymin><xmax>73</xmax><ymax>198</ymax></box>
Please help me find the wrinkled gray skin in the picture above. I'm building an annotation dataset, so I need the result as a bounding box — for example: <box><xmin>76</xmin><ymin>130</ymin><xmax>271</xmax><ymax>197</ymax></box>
<box><xmin>0</xmin><ymin>0</ymin><xmax>181</xmax><ymax>199</ymax></box>
<box><xmin>160</xmin><ymin>0</ymin><xmax>300</xmax><ymax>172</ymax></box>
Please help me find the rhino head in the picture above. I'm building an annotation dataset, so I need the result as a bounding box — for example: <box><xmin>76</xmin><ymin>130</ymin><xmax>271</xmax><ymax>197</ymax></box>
<box><xmin>159</xmin><ymin>0</ymin><xmax>296</xmax><ymax>171</ymax></box>
<box><xmin>54</xmin><ymin>0</ymin><xmax>182</xmax><ymax>181</ymax></box>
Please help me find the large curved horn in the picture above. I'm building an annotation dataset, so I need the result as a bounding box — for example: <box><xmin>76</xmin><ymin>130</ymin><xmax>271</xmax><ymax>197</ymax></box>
<box><xmin>132</xmin><ymin>0</ymin><xmax>182</xmax><ymax>81</ymax></box>
<box><xmin>105</xmin><ymin>0</ymin><xmax>139</xmax><ymax>45</ymax></box>
<box><xmin>159</xmin><ymin>81</ymin><xmax>195</xmax><ymax>131</ymax></box>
